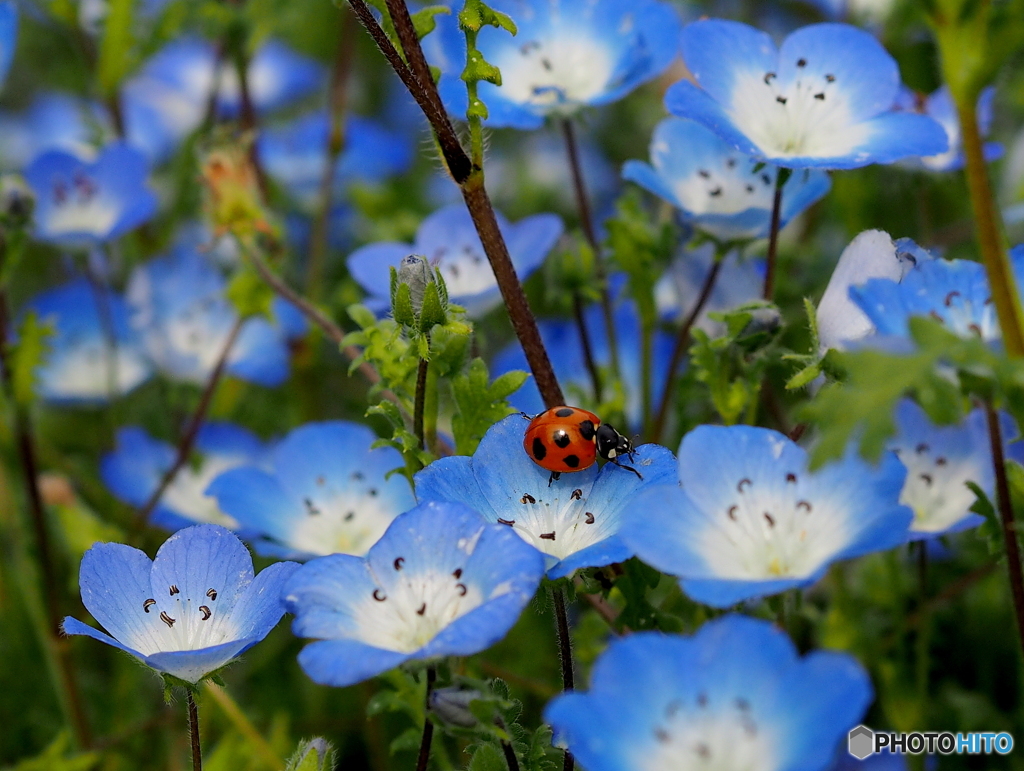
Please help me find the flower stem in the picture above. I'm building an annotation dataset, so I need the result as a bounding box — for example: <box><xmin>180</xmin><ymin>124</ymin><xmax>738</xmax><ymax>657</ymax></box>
<box><xmin>552</xmin><ymin>588</ymin><xmax>575</xmax><ymax>771</ymax></box>
<box><xmin>958</xmin><ymin>101</ymin><xmax>1024</xmax><ymax>357</ymax></box>
<box><xmin>562</xmin><ymin>119</ymin><xmax>620</xmax><ymax>382</ymax></box>
<box><xmin>187</xmin><ymin>689</ymin><xmax>202</xmax><ymax>771</ymax></box>
<box><xmin>416</xmin><ymin>667</ymin><xmax>437</xmax><ymax>771</ymax></box>
<box><xmin>307</xmin><ymin>5</ymin><xmax>357</xmax><ymax>301</ymax></box>
<box><xmin>414</xmin><ymin>345</ymin><xmax>430</xmax><ymax>450</ymax></box>
<box><xmin>228</xmin><ymin>27</ymin><xmax>268</xmax><ymax>195</ymax></box>
<box><xmin>572</xmin><ymin>293</ymin><xmax>602</xmax><ymax>403</ymax></box>
<box><xmin>762</xmin><ymin>169</ymin><xmax>788</xmax><ymax>301</ymax></box>
<box><xmin>650</xmin><ymin>254</ymin><xmax>725</xmax><ymax>443</ymax></box>
<box><xmin>501</xmin><ymin>741</ymin><xmax>521</xmax><ymax>771</ymax></box>
<box><xmin>348</xmin><ymin>0</ymin><xmax>565</xmax><ymax>409</ymax></box>
<box><xmin>984</xmin><ymin>401</ymin><xmax>1024</xmax><ymax>654</ymax></box>
<box><xmin>134</xmin><ymin>317</ymin><xmax>243</xmax><ymax>531</ymax></box>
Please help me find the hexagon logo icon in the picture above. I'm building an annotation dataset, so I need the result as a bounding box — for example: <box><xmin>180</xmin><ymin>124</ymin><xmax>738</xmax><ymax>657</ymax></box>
<box><xmin>848</xmin><ymin>725</ymin><xmax>875</xmax><ymax>760</ymax></box>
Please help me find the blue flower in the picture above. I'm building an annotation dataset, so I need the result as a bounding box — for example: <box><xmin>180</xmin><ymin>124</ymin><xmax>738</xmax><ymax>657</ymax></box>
<box><xmin>257</xmin><ymin>112</ymin><xmax>412</xmax><ymax>211</ymax></box>
<box><xmin>545</xmin><ymin>614</ymin><xmax>872</xmax><ymax>771</ymax></box>
<box><xmin>848</xmin><ymin>247</ymin><xmax>1024</xmax><ymax>344</ymax></box>
<box><xmin>895</xmin><ymin>86</ymin><xmax>1002</xmax><ymax>173</ymax></box>
<box><xmin>0</xmin><ymin>1</ymin><xmax>16</xmax><ymax>92</ymax></box>
<box><xmin>0</xmin><ymin>92</ymin><xmax>99</xmax><ymax>171</ymax></box>
<box><xmin>347</xmin><ymin>204</ymin><xmax>562</xmax><ymax>318</ymax></box>
<box><xmin>206</xmin><ymin>421</ymin><xmax>416</xmax><ymax>560</ymax></box>
<box><xmin>101</xmin><ymin>423</ymin><xmax>270</xmax><ymax>532</ymax></box>
<box><xmin>25</xmin><ymin>142</ymin><xmax>158</xmax><ymax>246</ymax></box>
<box><xmin>126</xmin><ymin>247</ymin><xmax>305</xmax><ymax>387</ymax></box>
<box><xmin>655</xmin><ymin>243</ymin><xmax>765</xmax><ymax>335</ymax></box>
<box><xmin>62</xmin><ymin>524</ymin><xmax>299</xmax><ymax>684</ymax></box>
<box><xmin>624</xmin><ymin>118</ymin><xmax>832</xmax><ymax>241</ymax></box>
<box><xmin>23</xmin><ymin>278</ymin><xmax>152</xmax><ymax>404</ymax></box>
<box><xmin>282</xmin><ymin>500</ymin><xmax>544</xmax><ymax>687</ymax></box>
<box><xmin>890</xmin><ymin>400</ymin><xmax>1016</xmax><ymax>538</ymax></box>
<box><xmin>666</xmin><ymin>20</ymin><xmax>948</xmax><ymax>169</ymax></box>
<box><xmin>816</xmin><ymin>230</ymin><xmax>926</xmax><ymax>352</ymax></box>
<box><xmin>620</xmin><ymin>425</ymin><xmax>912</xmax><ymax>607</ymax></box>
<box><xmin>491</xmin><ymin>298</ymin><xmax>673</xmax><ymax>432</ymax></box>
<box><xmin>427</xmin><ymin>0</ymin><xmax>682</xmax><ymax>129</ymax></box>
<box><xmin>415</xmin><ymin>415</ymin><xmax>677</xmax><ymax>578</ymax></box>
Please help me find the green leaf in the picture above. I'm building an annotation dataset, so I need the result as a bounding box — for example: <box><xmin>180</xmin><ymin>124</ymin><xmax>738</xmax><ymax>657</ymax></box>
<box><xmin>468</xmin><ymin>742</ymin><xmax>507</xmax><ymax>771</ymax></box>
<box><xmin>389</xmin><ymin>726</ymin><xmax>423</xmax><ymax>755</ymax></box>
<box><xmin>451</xmin><ymin>358</ymin><xmax>526</xmax><ymax>455</ymax></box>
<box><xmin>419</xmin><ymin>280</ymin><xmax>448</xmax><ymax>332</ymax></box>
<box><xmin>97</xmin><ymin>0</ymin><xmax>135</xmax><ymax>97</ymax></box>
<box><xmin>462</xmin><ymin>49</ymin><xmax>502</xmax><ymax>86</ymax></box>
<box><xmin>225</xmin><ymin>263</ymin><xmax>274</xmax><ymax>318</ymax></box>
<box><xmin>285</xmin><ymin>738</ymin><xmax>335</xmax><ymax>771</ymax></box>
<box><xmin>786</xmin><ymin>362</ymin><xmax>821</xmax><ymax>391</ymax></box>
<box><xmin>10</xmin><ymin>312</ymin><xmax>53</xmax><ymax>408</ymax></box>
<box><xmin>459</xmin><ymin>0</ymin><xmax>517</xmax><ymax>34</ymax></box>
<box><xmin>393</xmin><ymin>280</ymin><xmax>416</xmax><ymax>329</ymax></box>
<box><xmin>411</xmin><ymin>5</ymin><xmax>451</xmax><ymax>39</ymax></box>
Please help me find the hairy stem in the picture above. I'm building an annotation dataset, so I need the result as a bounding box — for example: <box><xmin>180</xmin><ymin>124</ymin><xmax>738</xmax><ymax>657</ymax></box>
<box><xmin>572</xmin><ymin>293</ymin><xmax>602</xmax><ymax>403</ymax></box>
<box><xmin>416</xmin><ymin>667</ymin><xmax>437</xmax><ymax>771</ymax></box>
<box><xmin>959</xmin><ymin>101</ymin><xmax>1024</xmax><ymax>357</ymax></box>
<box><xmin>650</xmin><ymin>256</ymin><xmax>725</xmax><ymax>443</ymax></box>
<box><xmin>501</xmin><ymin>741</ymin><xmax>521</xmax><ymax>771</ymax></box>
<box><xmin>414</xmin><ymin>349</ymin><xmax>430</xmax><ymax>450</ymax></box>
<box><xmin>134</xmin><ymin>318</ymin><xmax>243</xmax><ymax>529</ymax></box>
<box><xmin>187</xmin><ymin>690</ymin><xmax>202</xmax><ymax>771</ymax></box>
<box><xmin>552</xmin><ymin>588</ymin><xmax>575</xmax><ymax>771</ymax></box>
<box><xmin>762</xmin><ymin>171</ymin><xmax>786</xmax><ymax>301</ymax></box>
<box><xmin>985</xmin><ymin>402</ymin><xmax>1024</xmax><ymax>654</ymax></box>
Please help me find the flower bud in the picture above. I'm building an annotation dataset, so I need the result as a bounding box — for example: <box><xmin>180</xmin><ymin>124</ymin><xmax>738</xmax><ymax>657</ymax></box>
<box><xmin>0</xmin><ymin>174</ymin><xmax>34</xmax><ymax>229</ymax></box>
<box><xmin>397</xmin><ymin>254</ymin><xmax>433</xmax><ymax>315</ymax></box>
<box><xmin>429</xmin><ymin>686</ymin><xmax>484</xmax><ymax>728</ymax></box>
<box><xmin>286</xmin><ymin>737</ymin><xmax>333</xmax><ymax>771</ymax></box>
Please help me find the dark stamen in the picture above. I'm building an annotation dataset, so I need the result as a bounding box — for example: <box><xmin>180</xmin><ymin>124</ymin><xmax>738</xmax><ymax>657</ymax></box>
<box><xmin>169</xmin><ymin>585</ymin><xmax>180</xmax><ymax>596</ymax></box>
<box><xmin>143</xmin><ymin>599</ymin><xmax>156</xmax><ymax>613</ymax></box>
<box><xmin>416</xmin><ymin>603</ymin><xmax>427</xmax><ymax>616</ymax></box>
<box><xmin>497</xmin><ymin>518</ymin><xmax>515</xmax><ymax>526</ymax></box>
<box><xmin>453</xmin><ymin>568</ymin><xmax>463</xmax><ymax>579</ymax></box>
<box><xmin>199</xmin><ymin>606</ymin><xmax>211</xmax><ymax>620</ymax></box>
<box><xmin>571</xmin><ymin>488</ymin><xmax>583</xmax><ymax>500</ymax></box>
<box><xmin>540</xmin><ymin>532</ymin><xmax>556</xmax><ymax>540</ymax></box>
<box><xmin>394</xmin><ymin>557</ymin><xmax>404</xmax><ymax>570</ymax></box>
<box><xmin>373</xmin><ymin>589</ymin><xmax>386</xmax><ymax>601</ymax></box>
<box><xmin>160</xmin><ymin>611</ymin><xmax>176</xmax><ymax>628</ymax></box>
<box><xmin>585</xmin><ymin>512</ymin><xmax>595</xmax><ymax>524</ymax></box>
<box><xmin>521</xmin><ymin>493</ymin><xmax>536</xmax><ymax>504</ymax></box>
<box><xmin>456</xmin><ymin>583</ymin><xmax>467</xmax><ymax>596</ymax></box>
<box><xmin>738</xmin><ymin>478</ymin><xmax>752</xmax><ymax>493</ymax></box>
<box><xmin>764</xmin><ymin>512</ymin><xmax>776</xmax><ymax>527</ymax></box>
<box><xmin>206</xmin><ymin>588</ymin><xmax>217</xmax><ymax>601</ymax></box>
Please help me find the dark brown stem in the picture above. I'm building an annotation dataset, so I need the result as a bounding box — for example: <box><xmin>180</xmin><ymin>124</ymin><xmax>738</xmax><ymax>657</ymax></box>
<box><xmin>562</xmin><ymin>119</ymin><xmax>620</xmax><ymax>381</ymax></box>
<box><xmin>0</xmin><ymin>288</ymin><xmax>92</xmax><ymax>749</ymax></box>
<box><xmin>416</xmin><ymin>667</ymin><xmax>436</xmax><ymax>771</ymax></box>
<box><xmin>414</xmin><ymin>350</ymin><xmax>429</xmax><ymax>450</ymax></box>
<box><xmin>134</xmin><ymin>318</ymin><xmax>243</xmax><ymax>529</ymax></box>
<box><xmin>762</xmin><ymin>173</ymin><xmax>785</xmax><ymax>301</ymax></box>
<box><xmin>187</xmin><ymin>690</ymin><xmax>202</xmax><ymax>771</ymax></box>
<box><xmin>552</xmin><ymin>588</ymin><xmax>575</xmax><ymax>771</ymax></box>
<box><xmin>230</xmin><ymin>32</ymin><xmax>268</xmax><ymax>195</ymax></box>
<box><xmin>985</xmin><ymin>402</ymin><xmax>1024</xmax><ymax>654</ymax></box>
<box><xmin>650</xmin><ymin>256</ymin><xmax>725</xmax><ymax>443</ymax></box>
<box><xmin>307</xmin><ymin>6</ymin><xmax>358</xmax><ymax>299</ymax></box>
<box><xmin>501</xmin><ymin>741</ymin><xmax>521</xmax><ymax>771</ymax></box>
<box><xmin>572</xmin><ymin>293</ymin><xmax>602</xmax><ymax>403</ymax></box>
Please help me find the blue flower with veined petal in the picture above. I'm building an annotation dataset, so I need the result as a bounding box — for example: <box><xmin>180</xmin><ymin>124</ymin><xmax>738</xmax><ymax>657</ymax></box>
<box><xmin>624</xmin><ymin>118</ymin><xmax>832</xmax><ymax>242</ymax></box>
<box><xmin>258</xmin><ymin>112</ymin><xmax>412</xmax><ymax>212</ymax></box>
<box><xmin>25</xmin><ymin>142</ymin><xmax>158</xmax><ymax>246</ymax></box>
<box><xmin>206</xmin><ymin>421</ymin><xmax>416</xmax><ymax>560</ymax></box>
<box><xmin>282</xmin><ymin>501</ymin><xmax>544</xmax><ymax>687</ymax></box>
<box><xmin>620</xmin><ymin>424</ymin><xmax>912</xmax><ymax>607</ymax></box>
<box><xmin>545</xmin><ymin>614</ymin><xmax>872</xmax><ymax>771</ymax></box>
<box><xmin>101</xmin><ymin>423</ymin><xmax>270</xmax><ymax>532</ymax></box>
<box><xmin>0</xmin><ymin>92</ymin><xmax>99</xmax><ymax>171</ymax></box>
<box><xmin>890</xmin><ymin>400</ymin><xmax>1017</xmax><ymax>538</ymax></box>
<box><xmin>347</xmin><ymin>204</ymin><xmax>562</xmax><ymax>318</ymax></box>
<box><xmin>896</xmin><ymin>86</ymin><xmax>1002</xmax><ymax>173</ymax></box>
<box><xmin>126</xmin><ymin>247</ymin><xmax>306</xmax><ymax>387</ymax></box>
<box><xmin>666</xmin><ymin>20</ymin><xmax>948</xmax><ymax>169</ymax></box>
<box><xmin>414</xmin><ymin>414</ymin><xmax>677</xmax><ymax>578</ymax></box>
<box><xmin>62</xmin><ymin>524</ymin><xmax>299</xmax><ymax>684</ymax></box>
<box><xmin>24</xmin><ymin>278</ymin><xmax>152</xmax><ymax>404</ymax></box>
<box><xmin>427</xmin><ymin>0</ymin><xmax>682</xmax><ymax>129</ymax></box>
<box><xmin>0</xmin><ymin>1</ymin><xmax>16</xmax><ymax>92</ymax></box>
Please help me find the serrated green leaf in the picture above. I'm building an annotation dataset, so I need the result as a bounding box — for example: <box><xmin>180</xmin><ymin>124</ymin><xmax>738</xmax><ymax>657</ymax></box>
<box><xmin>226</xmin><ymin>263</ymin><xmax>274</xmax><ymax>318</ymax></box>
<box><xmin>462</xmin><ymin>49</ymin><xmax>502</xmax><ymax>86</ymax></box>
<box><xmin>490</xmin><ymin>370</ymin><xmax>529</xmax><ymax>399</ymax></box>
<box><xmin>11</xmin><ymin>312</ymin><xmax>53</xmax><ymax>407</ymax></box>
<box><xmin>786</xmin><ymin>363</ymin><xmax>821</xmax><ymax>391</ymax></box>
<box><xmin>468</xmin><ymin>742</ymin><xmax>506</xmax><ymax>771</ymax></box>
<box><xmin>411</xmin><ymin>5</ymin><xmax>450</xmax><ymax>39</ymax></box>
<box><xmin>389</xmin><ymin>726</ymin><xmax>423</xmax><ymax>755</ymax></box>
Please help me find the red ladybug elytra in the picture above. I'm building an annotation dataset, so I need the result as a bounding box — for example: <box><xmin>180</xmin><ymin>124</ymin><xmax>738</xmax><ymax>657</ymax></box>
<box><xmin>522</xmin><ymin>406</ymin><xmax>641</xmax><ymax>484</ymax></box>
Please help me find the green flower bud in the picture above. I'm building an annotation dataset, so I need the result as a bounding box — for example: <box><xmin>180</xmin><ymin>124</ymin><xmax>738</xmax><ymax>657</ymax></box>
<box><xmin>397</xmin><ymin>254</ymin><xmax>433</xmax><ymax>315</ymax></box>
<box><xmin>429</xmin><ymin>686</ymin><xmax>483</xmax><ymax>729</ymax></box>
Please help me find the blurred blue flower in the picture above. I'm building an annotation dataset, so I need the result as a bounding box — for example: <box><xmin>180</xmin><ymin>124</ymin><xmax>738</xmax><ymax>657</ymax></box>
<box><xmin>25</xmin><ymin>142</ymin><xmax>158</xmax><ymax>246</ymax></box>
<box><xmin>428</xmin><ymin>0</ymin><xmax>681</xmax><ymax>129</ymax></box>
<box><xmin>126</xmin><ymin>247</ymin><xmax>306</xmax><ymax>387</ymax></box>
<box><xmin>804</xmin><ymin>0</ymin><xmax>896</xmax><ymax>25</ymax></box>
<box><xmin>624</xmin><ymin>118</ymin><xmax>832</xmax><ymax>241</ymax></box>
<box><xmin>206</xmin><ymin>421</ymin><xmax>415</xmax><ymax>560</ymax></box>
<box><xmin>0</xmin><ymin>92</ymin><xmax>99</xmax><ymax>171</ymax></box>
<box><xmin>347</xmin><ymin>204</ymin><xmax>562</xmax><ymax>318</ymax></box>
<box><xmin>895</xmin><ymin>86</ymin><xmax>1002</xmax><ymax>173</ymax></box>
<box><xmin>492</xmin><ymin>299</ymin><xmax>673</xmax><ymax>432</ymax></box>
<box><xmin>545</xmin><ymin>614</ymin><xmax>872</xmax><ymax>771</ymax></box>
<box><xmin>848</xmin><ymin>247</ymin><xmax>1024</xmax><ymax>344</ymax></box>
<box><xmin>24</xmin><ymin>278</ymin><xmax>152</xmax><ymax>404</ymax></box>
<box><xmin>655</xmin><ymin>243</ymin><xmax>765</xmax><ymax>336</ymax></box>
<box><xmin>0</xmin><ymin>1</ymin><xmax>16</xmax><ymax>91</ymax></box>
<box><xmin>63</xmin><ymin>524</ymin><xmax>298</xmax><ymax>684</ymax></box>
<box><xmin>620</xmin><ymin>424</ymin><xmax>912</xmax><ymax>607</ymax></box>
<box><xmin>101</xmin><ymin>423</ymin><xmax>270</xmax><ymax>532</ymax></box>
<box><xmin>258</xmin><ymin>112</ymin><xmax>412</xmax><ymax>211</ymax></box>
<box><xmin>816</xmin><ymin>230</ymin><xmax>925</xmax><ymax>352</ymax></box>
<box><xmin>414</xmin><ymin>414</ymin><xmax>677</xmax><ymax>578</ymax></box>
<box><xmin>282</xmin><ymin>501</ymin><xmax>544</xmax><ymax>687</ymax></box>
<box><xmin>666</xmin><ymin>20</ymin><xmax>948</xmax><ymax>169</ymax></box>
<box><xmin>890</xmin><ymin>400</ymin><xmax>1016</xmax><ymax>538</ymax></box>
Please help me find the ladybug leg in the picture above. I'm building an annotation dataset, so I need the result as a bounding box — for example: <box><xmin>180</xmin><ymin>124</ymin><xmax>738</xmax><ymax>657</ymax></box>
<box><xmin>519</xmin><ymin>411</ymin><xmax>534</xmax><ymax>421</ymax></box>
<box><xmin>610</xmin><ymin>458</ymin><xmax>643</xmax><ymax>480</ymax></box>
<box><xmin>547</xmin><ymin>471</ymin><xmax>561</xmax><ymax>487</ymax></box>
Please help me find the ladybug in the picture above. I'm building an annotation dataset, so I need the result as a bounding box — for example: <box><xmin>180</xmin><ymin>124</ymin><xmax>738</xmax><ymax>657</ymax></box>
<box><xmin>522</xmin><ymin>406</ymin><xmax>641</xmax><ymax>484</ymax></box>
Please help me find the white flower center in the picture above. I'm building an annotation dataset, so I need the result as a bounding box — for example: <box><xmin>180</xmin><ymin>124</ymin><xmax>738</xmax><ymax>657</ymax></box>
<box><xmin>491</xmin><ymin>35</ymin><xmax>614</xmax><ymax>113</ymax></box>
<box><xmin>45</xmin><ymin>175</ymin><xmax>120</xmax><ymax>238</ymax></box>
<box><xmin>894</xmin><ymin>442</ymin><xmax>981</xmax><ymax>534</ymax></box>
<box><xmin>927</xmin><ymin>288</ymin><xmax>998</xmax><ymax>341</ymax></box>
<box><xmin>42</xmin><ymin>338</ymin><xmax>149</xmax><ymax>400</ymax></box>
<box><xmin>667</xmin><ymin>151</ymin><xmax>779</xmax><ymax>216</ymax></box>
<box><xmin>130</xmin><ymin>582</ymin><xmax>238</xmax><ymax>655</ymax></box>
<box><xmin>499</xmin><ymin>483</ymin><xmax>614</xmax><ymax>563</ymax></box>
<box><xmin>286</xmin><ymin>477</ymin><xmax>398</xmax><ymax>557</ymax></box>
<box><xmin>162</xmin><ymin>456</ymin><xmax>243</xmax><ymax>529</ymax></box>
<box><xmin>427</xmin><ymin>242</ymin><xmax>496</xmax><ymax>297</ymax></box>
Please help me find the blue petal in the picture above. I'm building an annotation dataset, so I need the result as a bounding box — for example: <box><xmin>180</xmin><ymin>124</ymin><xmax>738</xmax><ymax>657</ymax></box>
<box><xmin>679</xmin><ymin>19</ymin><xmax>777</xmax><ymax>109</ymax></box>
<box><xmin>143</xmin><ymin>638</ymin><xmax>260</xmax><ymax>683</ymax></box>
<box><xmin>297</xmin><ymin>639</ymin><xmax>411</xmax><ymax>688</ymax></box>
<box><xmin>680</xmin><ymin>575</ymin><xmax>814</xmax><ymax>607</ymax></box>
<box><xmin>284</xmin><ymin>554</ymin><xmax>377</xmax><ymax>639</ymax></box>
<box><xmin>0</xmin><ymin>1</ymin><xmax>17</xmax><ymax>91</ymax></box>
<box><xmin>664</xmin><ymin>80</ymin><xmax>763</xmax><ymax>158</ymax></box>
<box><xmin>229</xmin><ymin>560</ymin><xmax>301</xmax><ymax>641</ymax></box>
<box><xmin>206</xmin><ymin>467</ymin><xmax>297</xmax><ymax>544</ymax></box>
<box><xmin>347</xmin><ymin>242</ymin><xmax>413</xmax><ymax>301</ymax></box>
<box><xmin>101</xmin><ymin>427</ymin><xmax>174</xmax><ymax>507</ymax></box>
<box><xmin>228</xmin><ymin>316</ymin><xmax>291</xmax><ymax>387</ymax></box>
<box><xmin>61</xmin><ymin>616</ymin><xmax>146</xmax><ymax>660</ymax></box>
<box><xmin>76</xmin><ymin>541</ymin><xmax>157</xmax><ymax>653</ymax></box>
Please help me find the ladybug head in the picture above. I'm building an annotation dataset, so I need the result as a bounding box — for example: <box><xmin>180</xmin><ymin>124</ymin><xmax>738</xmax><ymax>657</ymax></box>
<box><xmin>595</xmin><ymin>423</ymin><xmax>633</xmax><ymax>461</ymax></box>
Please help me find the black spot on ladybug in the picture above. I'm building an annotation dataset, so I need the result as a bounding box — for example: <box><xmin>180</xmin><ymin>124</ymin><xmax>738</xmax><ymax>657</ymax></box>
<box><xmin>555</xmin><ymin>407</ymin><xmax>574</xmax><ymax>418</ymax></box>
<box><xmin>578</xmin><ymin>420</ymin><xmax>595</xmax><ymax>441</ymax></box>
<box><xmin>563</xmin><ymin>454</ymin><xmax>580</xmax><ymax>469</ymax></box>
<box><xmin>532</xmin><ymin>437</ymin><xmax>547</xmax><ymax>461</ymax></box>
<box><xmin>553</xmin><ymin>430</ymin><xmax>571</xmax><ymax>449</ymax></box>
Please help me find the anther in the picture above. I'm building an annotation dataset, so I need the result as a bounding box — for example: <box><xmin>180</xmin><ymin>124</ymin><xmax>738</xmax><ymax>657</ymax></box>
<box><xmin>497</xmin><ymin>518</ymin><xmax>515</xmax><ymax>526</ymax></box>
<box><xmin>746</xmin><ymin>184</ymin><xmax>754</xmax><ymax>193</ymax></box>
<box><xmin>456</xmin><ymin>583</ymin><xmax>467</xmax><ymax>596</ymax></box>
<box><xmin>762</xmin><ymin>173</ymin><xmax>771</xmax><ymax>186</ymax></box>
<box><xmin>169</xmin><ymin>585</ymin><xmax>180</xmax><ymax>596</ymax></box>
<box><xmin>199</xmin><ymin>606</ymin><xmax>211</xmax><ymax>620</ymax></box>
<box><xmin>736</xmin><ymin>697</ymin><xmax>750</xmax><ymax>710</ymax></box>
<box><xmin>764</xmin><ymin>512</ymin><xmax>776</xmax><ymax>527</ymax></box>
<box><xmin>698</xmin><ymin>169</ymin><xmax>710</xmax><ymax>178</ymax></box>
<box><xmin>585</xmin><ymin>512</ymin><xmax>595</xmax><ymax>524</ymax></box>
<box><xmin>825</xmin><ymin>74</ymin><xmax>836</xmax><ymax>82</ymax></box>
<box><xmin>416</xmin><ymin>603</ymin><xmax>427</xmax><ymax>616</ymax></box>
<box><xmin>394</xmin><ymin>557</ymin><xmax>404</xmax><ymax>570</ymax></box>
<box><xmin>796</xmin><ymin>58</ymin><xmax>807</xmax><ymax>67</ymax></box>
<box><xmin>763</xmin><ymin>72</ymin><xmax>776</xmax><ymax>84</ymax></box>
<box><xmin>944</xmin><ymin>291</ymin><xmax>961</xmax><ymax>307</ymax></box>
<box><xmin>369</xmin><ymin>488</ymin><xmax>378</xmax><ymax>497</ymax></box>
<box><xmin>521</xmin><ymin>493</ymin><xmax>536</xmax><ymax>504</ymax></box>
<box><xmin>373</xmin><ymin>589</ymin><xmax>386</xmax><ymax>601</ymax></box>
<box><xmin>727</xmin><ymin>505</ymin><xmax>738</xmax><ymax>521</ymax></box>
<box><xmin>798</xmin><ymin>500</ymin><xmax>812</xmax><ymax>513</ymax></box>
<box><xmin>936</xmin><ymin>457</ymin><xmax>947</xmax><ymax>466</ymax></box>
<box><xmin>726</xmin><ymin>158</ymin><xmax>736</xmax><ymax>168</ymax></box>
<box><xmin>351</xmin><ymin>471</ymin><xmax>364</xmax><ymax>481</ymax></box>
<box><xmin>737</xmin><ymin>478</ymin><xmax>752</xmax><ymax>493</ymax></box>
<box><xmin>540</xmin><ymin>532</ymin><xmax>556</xmax><ymax>540</ymax></box>
<box><xmin>345</xmin><ymin>511</ymin><xmax>355</xmax><ymax>521</ymax></box>
<box><xmin>571</xmin><ymin>488</ymin><xmax>583</xmax><ymax>500</ymax></box>
<box><xmin>697</xmin><ymin>692</ymin><xmax>708</xmax><ymax>707</ymax></box>
<box><xmin>969</xmin><ymin>323</ymin><xmax>983</xmax><ymax>336</ymax></box>
<box><xmin>304</xmin><ymin>497</ymin><xmax>320</xmax><ymax>515</ymax></box>
<box><xmin>814</xmin><ymin>92</ymin><xmax>825</xmax><ymax>100</ymax></box>
<box><xmin>143</xmin><ymin>599</ymin><xmax>156</xmax><ymax>613</ymax></box>
<box><xmin>695</xmin><ymin>744</ymin><xmax>711</xmax><ymax>760</ymax></box>
<box><xmin>453</xmin><ymin>568</ymin><xmax>463</xmax><ymax>579</ymax></box>
<box><xmin>786</xmin><ymin>473</ymin><xmax>797</xmax><ymax>483</ymax></box>
<box><xmin>776</xmin><ymin>96</ymin><xmax>788</xmax><ymax>104</ymax></box>
<box><xmin>160</xmin><ymin>611</ymin><xmax>176</xmax><ymax>628</ymax></box>
<box><xmin>920</xmin><ymin>473</ymin><xmax>933</xmax><ymax>486</ymax></box>
<box><xmin>916</xmin><ymin>443</ymin><xmax>929</xmax><ymax>454</ymax></box>
<box><xmin>654</xmin><ymin>728</ymin><xmax>671</xmax><ymax>743</ymax></box>
<box><xmin>709</xmin><ymin>187</ymin><xmax>723</xmax><ymax>197</ymax></box>
<box><xmin>206</xmin><ymin>588</ymin><xmax>217</xmax><ymax>601</ymax></box>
